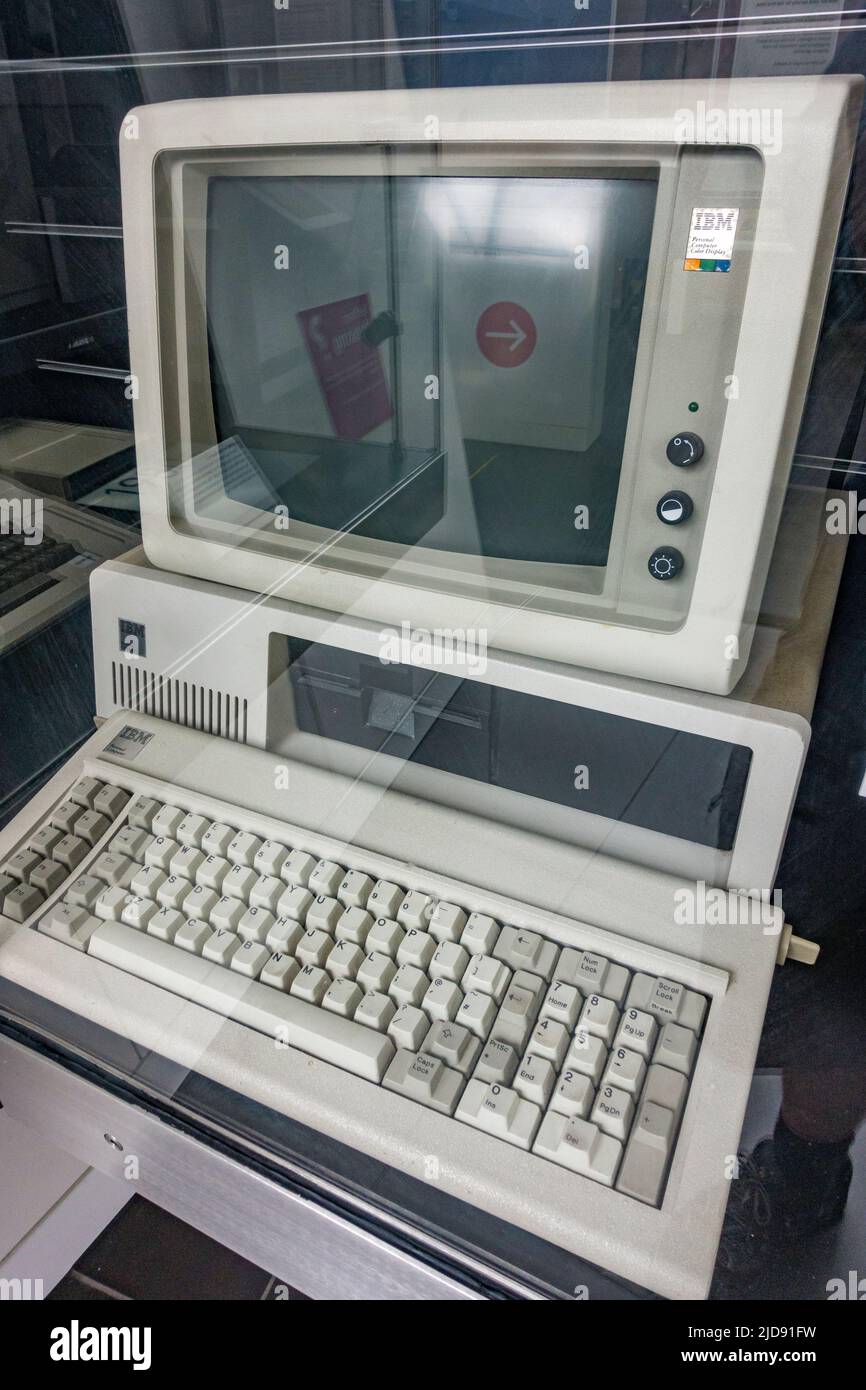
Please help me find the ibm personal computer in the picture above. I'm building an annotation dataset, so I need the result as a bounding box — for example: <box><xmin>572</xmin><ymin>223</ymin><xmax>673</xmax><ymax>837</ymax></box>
<box><xmin>0</xmin><ymin>77</ymin><xmax>861</xmax><ymax>1299</ymax></box>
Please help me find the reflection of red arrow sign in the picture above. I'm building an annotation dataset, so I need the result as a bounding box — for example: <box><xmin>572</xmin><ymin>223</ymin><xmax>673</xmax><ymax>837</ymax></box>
<box><xmin>476</xmin><ymin>301</ymin><xmax>537</xmax><ymax>368</ymax></box>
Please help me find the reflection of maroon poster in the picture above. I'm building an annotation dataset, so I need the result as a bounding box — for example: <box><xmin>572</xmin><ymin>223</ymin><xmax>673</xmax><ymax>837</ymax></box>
<box><xmin>297</xmin><ymin>293</ymin><xmax>393</xmax><ymax>440</ymax></box>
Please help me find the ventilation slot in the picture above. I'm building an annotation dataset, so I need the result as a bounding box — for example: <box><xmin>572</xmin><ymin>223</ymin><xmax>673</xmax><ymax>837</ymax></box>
<box><xmin>111</xmin><ymin>662</ymin><xmax>248</xmax><ymax>742</ymax></box>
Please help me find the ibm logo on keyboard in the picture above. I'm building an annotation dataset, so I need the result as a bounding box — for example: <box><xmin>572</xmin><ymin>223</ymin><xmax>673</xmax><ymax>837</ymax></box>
<box><xmin>103</xmin><ymin>725</ymin><xmax>155</xmax><ymax>760</ymax></box>
<box><xmin>118</xmin><ymin>725</ymin><xmax>151</xmax><ymax>745</ymax></box>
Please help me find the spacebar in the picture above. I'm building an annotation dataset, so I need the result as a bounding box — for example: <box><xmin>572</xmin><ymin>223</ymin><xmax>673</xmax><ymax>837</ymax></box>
<box><xmin>87</xmin><ymin>921</ymin><xmax>395</xmax><ymax>1083</ymax></box>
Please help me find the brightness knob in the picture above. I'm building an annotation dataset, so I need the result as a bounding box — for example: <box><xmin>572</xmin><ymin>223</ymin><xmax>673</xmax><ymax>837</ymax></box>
<box><xmin>648</xmin><ymin>546</ymin><xmax>684</xmax><ymax>581</ymax></box>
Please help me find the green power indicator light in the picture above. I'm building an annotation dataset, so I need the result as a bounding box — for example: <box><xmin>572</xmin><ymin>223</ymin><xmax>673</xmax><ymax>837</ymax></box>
<box><xmin>688</xmin><ymin>401</ymin><xmax>699</xmax><ymax>413</ymax></box>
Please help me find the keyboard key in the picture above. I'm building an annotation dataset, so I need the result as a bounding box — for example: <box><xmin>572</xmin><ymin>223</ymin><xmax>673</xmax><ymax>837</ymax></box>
<box><xmin>397</xmin><ymin>890</ymin><xmax>433</xmax><ymax>931</ymax></box>
<box><xmin>237</xmin><ymin>906</ymin><xmax>275</xmax><ymax>944</ymax></box>
<box><xmin>197</xmin><ymin>854</ymin><xmax>230</xmax><ymax>892</ymax></box>
<box><xmin>389</xmin><ymin>963</ymin><xmax>427</xmax><ymax>1008</ymax></box>
<box><xmin>230</xmin><ymin>939</ymin><xmax>270</xmax><ymax>978</ymax></box>
<box><xmin>156</xmin><ymin>875</ymin><xmax>192</xmax><ymax>913</ymax></box>
<box><xmin>296</xmin><ymin>928</ymin><xmax>332</xmax><ymax>968</ymax></box>
<box><xmin>384</xmin><ymin>1050</ymin><xmax>463</xmax><ymax>1115</ymax></box>
<box><xmin>626</xmin><ymin>973</ymin><xmax>707</xmax><ymax>1035</ymax></box>
<box><xmin>276</xmin><ymin>885</ymin><xmax>313</xmax><ymax>922</ymax></box>
<box><xmin>458</xmin><ymin>989</ymin><xmax>497</xmax><ymax>1040</ymax></box>
<box><xmin>422</xmin><ymin>976</ymin><xmax>463</xmax><ymax>1022</ymax></box>
<box><xmin>66</xmin><ymin>874</ymin><xmax>105</xmax><ymax>910</ymax></box>
<box><xmin>51</xmin><ymin>799</ymin><xmax>82</xmax><ymax>834</ymax></box>
<box><xmin>28</xmin><ymin>825</ymin><xmax>62</xmax><ymax>858</ymax></box>
<box><xmin>202</xmin><ymin>927</ymin><xmax>241</xmax><ymax>964</ymax></box>
<box><xmin>388</xmin><ymin>1004</ymin><xmax>429</xmax><ymax>1051</ymax></box>
<box><xmin>357</xmin><ymin>951</ymin><xmax>396</xmax><ymax>995</ymax></box>
<box><xmin>461</xmin><ymin>912</ymin><xmax>499</xmax><ymax>956</ymax></box>
<box><xmin>322</xmin><ymin>978</ymin><xmax>362</xmax><ymax>1018</ymax></box>
<box><xmin>254</xmin><ymin>840</ymin><xmax>289</xmax><ymax>878</ymax></box>
<box><xmin>39</xmin><ymin>905</ymin><xmax>100</xmax><ymax>950</ymax></box>
<box><xmin>326</xmin><ymin>940</ymin><xmax>364</xmax><ymax>980</ymax></box>
<box><xmin>40</xmin><ymin>902</ymin><xmax>88</xmax><ymax>939</ymax></box>
<box><xmin>5</xmin><ymin>847</ymin><xmax>42</xmax><ymax>883</ymax></box>
<box><xmin>527</xmin><ymin>1017</ymin><xmax>568</xmax><ymax>1068</ymax></box>
<box><xmin>30</xmin><ymin>859</ymin><xmax>67</xmax><ymax>897</ymax></box>
<box><xmin>473</xmin><ymin>1039</ymin><xmax>519</xmax><ymax>1086</ymax></box>
<box><xmin>354</xmin><ymin>991</ymin><xmax>396</xmax><ymax>1033</ymax></box>
<box><xmin>591</xmin><ymin>1084</ymin><xmax>634</xmax><ymax>1141</ymax></box>
<box><xmin>428</xmin><ymin>901</ymin><xmax>467</xmax><ymax>944</ymax></box>
<box><xmin>122</xmin><ymin>895</ymin><xmax>158</xmax><ymax>930</ymax></box>
<box><xmin>397</xmin><ymin>929</ymin><xmax>436</xmax><ymax>972</ymax></box>
<box><xmin>259</xmin><ymin>951</ymin><xmax>298</xmax><ymax>990</ymax></box>
<box><xmin>112</xmin><ymin>826</ymin><xmax>151</xmax><ymax>860</ymax></box>
<box><xmin>70</xmin><ymin>777</ymin><xmax>103</xmax><ymax>808</ymax></box>
<box><xmin>265</xmin><ymin>917</ymin><xmax>304</xmax><ymax>955</ymax></box>
<box><xmin>601</xmin><ymin>1047</ymin><xmax>646</xmax><ymax>1096</ymax></box>
<box><xmin>130</xmin><ymin>864</ymin><xmax>166</xmax><ymax>899</ymax></box>
<box><xmin>177</xmin><ymin>813</ymin><xmax>209</xmax><ymax>848</ymax></box>
<box><xmin>338</xmin><ymin>870</ymin><xmax>373</xmax><ymax>910</ymax></box>
<box><xmin>550</xmin><ymin>1069</ymin><xmax>594</xmax><ymax>1119</ymax></box>
<box><xmin>248</xmin><ymin>874</ymin><xmax>282</xmax><ymax>913</ymax></box>
<box><xmin>210</xmin><ymin>896</ymin><xmax>245</xmax><ymax>932</ymax></box>
<box><xmin>72</xmin><ymin>810</ymin><xmax>110</xmax><ymax>847</ymax></box>
<box><xmin>281</xmin><ymin>849</ymin><xmax>316</xmax><ymax>887</ymax></box>
<box><xmin>494</xmin><ymin>925</ymin><xmax>558</xmax><ymax>981</ymax></box>
<box><xmin>95</xmin><ymin>885</ymin><xmax>129</xmax><ymax>921</ymax></box>
<box><xmin>653</xmin><ymin>1022</ymin><xmax>698</xmax><ymax>1075</ymax></box>
<box><xmin>334</xmin><ymin>906</ymin><xmax>372</xmax><ymax>946</ymax></box>
<box><xmin>539</xmin><ymin>979</ymin><xmax>581</xmax><ymax>1030</ymax></box>
<box><xmin>306</xmin><ymin>896</ymin><xmax>343</xmax><ymax>934</ymax></box>
<box><xmin>201</xmin><ymin>822</ymin><xmax>234</xmax><ymax>857</ymax></box>
<box><xmin>423</xmin><ymin>1020</ymin><xmax>480</xmax><ymax>1074</ymax></box>
<box><xmin>175</xmin><ymin>919</ymin><xmax>211</xmax><ymax>953</ymax></box>
<box><xmin>491</xmin><ymin>973</ymin><xmax>541</xmax><ymax>1049</ymax></box>
<box><xmin>643</xmin><ymin>1063</ymin><xmax>688</xmax><ymax>1123</ymax></box>
<box><xmin>93</xmin><ymin>785</ymin><xmax>130</xmax><ymax>819</ymax></box>
<box><xmin>223</xmin><ymin>863</ymin><xmax>257</xmax><ymax>900</ymax></box>
<box><xmin>616</xmin><ymin>1101</ymin><xmax>677</xmax><ymax>1206</ymax></box>
<box><xmin>170</xmin><ymin>846</ymin><xmax>204</xmax><ymax>882</ymax></box>
<box><xmin>461</xmin><ymin>954</ymin><xmax>510</xmax><ymax>1002</ymax></box>
<box><xmin>183</xmin><ymin>884</ymin><xmax>219</xmax><ymax>921</ymax></box>
<box><xmin>148</xmin><ymin>907</ymin><xmax>185</xmax><ymax>943</ymax></box>
<box><xmin>533</xmin><ymin>1113</ymin><xmax>622</xmax><ymax>1185</ymax></box>
<box><xmin>87</xmin><ymin>921</ymin><xmax>394</xmax><ymax>1081</ymax></box>
<box><xmin>565</xmin><ymin>1028</ymin><xmax>607</xmax><ymax>1084</ymax></box>
<box><xmin>0</xmin><ymin>874</ymin><xmax>14</xmax><ymax>909</ymax></box>
<box><xmin>430</xmin><ymin>940</ymin><xmax>469</xmax><ymax>982</ymax></box>
<box><xmin>513</xmin><ymin>1052</ymin><xmax>556</xmax><ymax>1107</ymax></box>
<box><xmin>144</xmin><ymin>837</ymin><xmax>178</xmax><ymax>872</ymax></box>
<box><xmin>151</xmin><ymin>805</ymin><xmax>184</xmax><ymax>839</ymax></box>
<box><xmin>367</xmin><ymin>880</ymin><xmax>402</xmax><ymax>919</ymax></box>
<box><xmin>127</xmin><ymin>796</ymin><xmax>160</xmax><ymax>831</ymax></box>
<box><xmin>557</xmin><ymin>949</ymin><xmax>630</xmax><ymax>1004</ymax></box>
<box><xmin>227</xmin><ymin>831</ymin><xmax>262</xmax><ymax>868</ymax></box>
<box><xmin>291</xmin><ymin>964</ymin><xmax>329</xmax><ymax>1005</ymax></box>
<box><xmin>614</xmin><ymin>1008</ymin><xmax>657</xmax><ymax>1058</ymax></box>
<box><xmin>4</xmin><ymin>881</ymin><xmax>44</xmax><ymax>921</ymax></box>
<box><xmin>456</xmin><ymin>1079</ymin><xmax>541</xmax><ymax>1150</ymax></box>
<box><xmin>578</xmin><ymin>993</ymin><xmax>619</xmax><ymax>1044</ymax></box>
<box><xmin>309</xmin><ymin>859</ymin><xmax>344</xmax><ymax>897</ymax></box>
<box><xmin>366</xmin><ymin>917</ymin><xmax>404</xmax><ymax>957</ymax></box>
<box><xmin>53</xmin><ymin>836</ymin><xmax>89</xmax><ymax>872</ymax></box>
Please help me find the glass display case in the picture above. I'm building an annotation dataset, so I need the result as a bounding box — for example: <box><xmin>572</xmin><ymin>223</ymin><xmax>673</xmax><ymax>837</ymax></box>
<box><xmin>2</xmin><ymin>2</ymin><xmax>866</xmax><ymax>1310</ymax></box>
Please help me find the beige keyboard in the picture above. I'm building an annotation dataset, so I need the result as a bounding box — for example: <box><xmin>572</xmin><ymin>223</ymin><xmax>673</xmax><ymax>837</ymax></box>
<box><xmin>1</xmin><ymin>767</ymin><xmax>709</xmax><ymax>1208</ymax></box>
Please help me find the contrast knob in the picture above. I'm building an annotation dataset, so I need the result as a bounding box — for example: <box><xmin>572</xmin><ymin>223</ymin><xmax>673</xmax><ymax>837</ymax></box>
<box><xmin>648</xmin><ymin>546</ymin><xmax>684</xmax><ymax>581</ymax></box>
<box><xmin>666</xmin><ymin>432</ymin><xmax>704</xmax><ymax>467</ymax></box>
<box><xmin>656</xmin><ymin>491</ymin><xmax>693</xmax><ymax>525</ymax></box>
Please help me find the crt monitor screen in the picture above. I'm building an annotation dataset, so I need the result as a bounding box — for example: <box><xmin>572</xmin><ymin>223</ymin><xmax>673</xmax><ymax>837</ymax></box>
<box><xmin>204</xmin><ymin>171</ymin><xmax>657</xmax><ymax>568</ymax></box>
